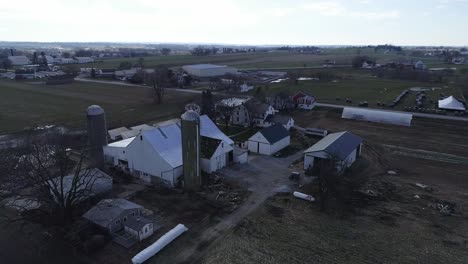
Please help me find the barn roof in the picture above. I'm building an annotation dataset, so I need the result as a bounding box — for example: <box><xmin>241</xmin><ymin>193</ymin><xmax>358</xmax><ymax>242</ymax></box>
<box><xmin>256</xmin><ymin>123</ymin><xmax>289</xmax><ymax>144</ymax></box>
<box><xmin>142</xmin><ymin>123</ymin><xmax>183</xmax><ymax>168</ymax></box>
<box><xmin>184</xmin><ymin>64</ymin><xmax>228</xmax><ymax>69</ymax></box>
<box><xmin>265</xmin><ymin>114</ymin><xmax>292</xmax><ymax>125</ymax></box>
<box><xmin>200</xmin><ymin>115</ymin><xmax>234</xmax><ymax>145</ymax></box>
<box><xmin>200</xmin><ymin>137</ymin><xmax>222</xmax><ymax>159</ymax></box>
<box><xmin>108</xmin><ymin>127</ymin><xmax>130</xmax><ymax>138</ymax></box>
<box><xmin>304</xmin><ymin>131</ymin><xmax>362</xmax><ymax>160</ymax></box>
<box><xmin>8</xmin><ymin>55</ymin><xmax>31</xmax><ymax>65</ymax></box>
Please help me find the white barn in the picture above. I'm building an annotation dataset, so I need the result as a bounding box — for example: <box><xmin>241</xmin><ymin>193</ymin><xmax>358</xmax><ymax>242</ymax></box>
<box><xmin>248</xmin><ymin>124</ymin><xmax>290</xmax><ymax>155</ymax></box>
<box><xmin>303</xmin><ymin>131</ymin><xmax>363</xmax><ymax>172</ymax></box>
<box><xmin>103</xmin><ymin>116</ymin><xmax>235</xmax><ymax>186</ymax></box>
<box><xmin>182</xmin><ymin>64</ymin><xmax>238</xmax><ymax>77</ymax></box>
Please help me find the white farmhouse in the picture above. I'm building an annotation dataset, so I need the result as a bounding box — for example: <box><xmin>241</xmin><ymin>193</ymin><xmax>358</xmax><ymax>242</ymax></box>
<box><xmin>303</xmin><ymin>131</ymin><xmax>362</xmax><ymax>172</ymax></box>
<box><xmin>248</xmin><ymin>124</ymin><xmax>290</xmax><ymax>155</ymax></box>
<box><xmin>264</xmin><ymin>114</ymin><xmax>295</xmax><ymax>130</ymax></box>
<box><xmin>182</xmin><ymin>64</ymin><xmax>238</xmax><ymax>77</ymax></box>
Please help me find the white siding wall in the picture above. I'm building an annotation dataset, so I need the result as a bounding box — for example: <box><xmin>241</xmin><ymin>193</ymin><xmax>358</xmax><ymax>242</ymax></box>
<box><xmin>103</xmin><ymin>146</ymin><xmax>128</xmax><ymax>166</ymax></box>
<box><xmin>269</xmin><ymin>136</ymin><xmax>290</xmax><ymax>155</ymax></box>
<box><xmin>126</xmin><ymin>136</ymin><xmax>178</xmax><ymax>186</ymax></box>
<box><xmin>248</xmin><ymin>133</ymin><xmax>290</xmax><ymax>155</ymax></box>
<box><xmin>304</xmin><ymin>147</ymin><xmax>360</xmax><ymax>171</ymax></box>
<box><xmin>234</xmin><ymin>152</ymin><xmax>248</xmax><ymax>164</ymax></box>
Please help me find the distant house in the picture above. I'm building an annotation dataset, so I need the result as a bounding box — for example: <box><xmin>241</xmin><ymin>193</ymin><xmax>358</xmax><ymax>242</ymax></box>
<box><xmin>248</xmin><ymin>124</ymin><xmax>290</xmax><ymax>155</ymax></box>
<box><xmin>303</xmin><ymin>131</ymin><xmax>362</xmax><ymax>172</ymax></box>
<box><xmin>182</xmin><ymin>64</ymin><xmax>238</xmax><ymax>77</ymax></box>
<box><xmin>240</xmin><ymin>83</ymin><xmax>254</xmax><ymax>93</ymax></box>
<box><xmin>83</xmin><ymin>198</ymin><xmax>154</xmax><ymax>241</ymax></box>
<box><xmin>267</xmin><ymin>93</ymin><xmax>294</xmax><ymax>111</ymax></box>
<box><xmin>292</xmin><ymin>92</ymin><xmax>316</xmax><ymax>110</ymax></box>
<box><xmin>98</xmin><ymin>68</ymin><xmax>116</xmax><ymax>78</ymax></box>
<box><xmin>108</xmin><ymin>127</ymin><xmax>131</xmax><ymax>141</ymax></box>
<box><xmin>414</xmin><ymin>61</ymin><xmax>426</xmax><ymax>70</ymax></box>
<box><xmin>362</xmin><ymin>61</ymin><xmax>375</xmax><ymax>69</ymax></box>
<box><xmin>114</xmin><ymin>69</ymin><xmax>138</xmax><ymax>80</ymax></box>
<box><xmin>265</xmin><ymin>114</ymin><xmax>295</xmax><ymax>130</ymax></box>
<box><xmin>74</xmin><ymin>57</ymin><xmax>94</xmax><ymax>64</ymax></box>
<box><xmin>216</xmin><ymin>98</ymin><xmax>252</xmax><ymax>127</ymax></box>
<box><xmin>54</xmin><ymin>58</ymin><xmax>76</xmax><ymax>64</ymax></box>
<box><xmin>246</xmin><ymin>103</ymin><xmax>276</xmax><ymax>127</ymax></box>
<box><xmin>8</xmin><ymin>56</ymin><xmax>31</xmax><ymax>66</ymax></box>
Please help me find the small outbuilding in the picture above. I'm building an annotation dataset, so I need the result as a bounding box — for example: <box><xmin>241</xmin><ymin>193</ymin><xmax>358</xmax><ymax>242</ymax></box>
<box><xmin>248</xmin><ymin>124</ymin><xmax>290</xmax><ymax>155</ymax></box>
<box><xmin>108</xmin><ymin>127</ymin><xmax>130</xmax><ymax>141</ymax></box>
<box><xmin>200</xmin><ymin>136</ymin><xmax>234</xmax><ymax>173</ymax></box>
<box><xmin>303</xmin><ymin>131</ymin><xmax>362</xmax><ymax>171</ymax></box>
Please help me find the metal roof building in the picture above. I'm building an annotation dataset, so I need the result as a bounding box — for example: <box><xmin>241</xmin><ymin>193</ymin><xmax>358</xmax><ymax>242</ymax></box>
<box><xmin>8</xmin><ymin>55</ymin><xmax>31</xmax><ymax>66</ymax></box>
<box><xmin>182</xmin><ymin>64</ymin><xmax>238</xmax><ymax>77</ymax></box>
<box><xmin>304</xmin><ymin>131</ymin><xmax>362</xmax><ymax>171</ymax></box>
<box><xmin>248</xmin><ymin>124</ymin><xmax>290</xmax><ymax>155</ymax></box>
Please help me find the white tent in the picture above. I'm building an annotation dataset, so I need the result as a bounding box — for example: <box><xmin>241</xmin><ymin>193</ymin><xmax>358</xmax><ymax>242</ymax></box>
<box><xmin>438</xmin><ymin>96</ymin><xmax>466</xmax><ymax>111</ymax></box>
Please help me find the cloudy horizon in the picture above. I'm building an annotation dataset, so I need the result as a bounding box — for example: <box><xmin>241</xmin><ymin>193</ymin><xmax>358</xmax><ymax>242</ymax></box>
<box><xmin>0</xmin><ymin>0</ymin><xmax>467</xmax><ymax>46</ymax></box>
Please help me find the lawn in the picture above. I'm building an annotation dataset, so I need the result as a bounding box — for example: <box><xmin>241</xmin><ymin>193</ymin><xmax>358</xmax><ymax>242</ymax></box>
<box><xmin>0</xmin><ymin>80</ymin><xmax>197</xmax><ymax>134</ymax></box>
<box><xmin>257</xmin><ymin>75</ymin><xmax>463</xmax><ymax>110</ymax></box>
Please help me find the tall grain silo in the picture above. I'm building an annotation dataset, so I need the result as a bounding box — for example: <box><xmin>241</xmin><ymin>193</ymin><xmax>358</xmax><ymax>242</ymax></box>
<box><xmin>181</xmin><ymin>110</ymin><xmax>201</xmax><ymax>191</ymax></box>
<box><xmin>86</xmin><ymin>105</ymin><xmax>108</xmax><ymax>168</ymax></box>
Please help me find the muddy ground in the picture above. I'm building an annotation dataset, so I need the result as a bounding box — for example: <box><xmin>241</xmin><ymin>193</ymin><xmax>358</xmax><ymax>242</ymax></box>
<box><xmin>199</xmin><ymin>109</ymin><xmax>468</xmax><ymax>264</ymax></box>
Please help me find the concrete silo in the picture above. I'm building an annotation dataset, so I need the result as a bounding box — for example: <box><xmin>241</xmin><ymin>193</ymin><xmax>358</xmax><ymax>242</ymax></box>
<box><xmin>181</xmin><ymin>110</ymin><xmax>201</xmax><ymax>191</ymax></box>
<box><xmin>86</xmin><ymin>105</ymin><xmax>108</xmax><ymax>168</ymax></box>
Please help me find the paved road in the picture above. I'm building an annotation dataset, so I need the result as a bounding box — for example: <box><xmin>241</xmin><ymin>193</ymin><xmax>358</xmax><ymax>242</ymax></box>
<box><xmin>166</xmin><ymin>152</ymin><xmax>304</xmax><ymax>264</ymax></box>
<box><xmin>75</xmin><ymin>78</ymin><xmax>218</xmax><ymax>95</ymax></box>
<box><xmin>317</xmin><ymin>103</ymin><xmax>468</xmax><ymax>122</ymax></box>
<box><xmin>241</xmin><ymin>65</ymin><xmax>351</xmax><ymax>71</ymax></box>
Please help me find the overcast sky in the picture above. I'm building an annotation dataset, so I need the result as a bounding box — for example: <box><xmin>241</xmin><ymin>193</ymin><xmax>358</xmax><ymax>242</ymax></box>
<box><xmin>0</xmin><ymin>0</ymin><xmax>467</xmax><ymax>46</ymax></box>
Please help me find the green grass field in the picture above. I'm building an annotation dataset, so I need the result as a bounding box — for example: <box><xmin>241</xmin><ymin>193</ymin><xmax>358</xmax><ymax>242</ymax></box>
<box><xmin>0</xmin><ymin>80</ymin><xmax>196</xmax><ymax>134</ymax></box>
<box><xmin>257</xmin><ymin>75</ymin><xmax>463</xmax><ymax>110</ymax></box>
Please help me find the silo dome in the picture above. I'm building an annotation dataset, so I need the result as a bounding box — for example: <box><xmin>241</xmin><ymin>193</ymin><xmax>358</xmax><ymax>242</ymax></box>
<box><xmin>87</xmin><ymin>105</ymin><xmax>105</xmax><ymax>116</ymax></box>
<box><xmin>181</xmin><ymin>110</ymin><xmax>200</xmax><ymax>121</ymax></box>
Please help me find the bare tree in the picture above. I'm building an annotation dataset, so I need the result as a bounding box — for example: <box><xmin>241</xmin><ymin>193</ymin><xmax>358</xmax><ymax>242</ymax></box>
<box><xmin>0</xmin><ymin>130</ymin><xmax>107</xmax><ymax>225</ymax></box>
<box><xmin>144</xmin><ymin>66</ymin><xmax>171</xmax><ymax>104</ymax></box>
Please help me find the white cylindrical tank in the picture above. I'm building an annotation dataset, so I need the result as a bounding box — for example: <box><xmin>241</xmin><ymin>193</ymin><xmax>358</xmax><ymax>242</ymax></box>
<box><xmin>132</xmin><ymin>224</ymin><xmax>189</xmax><ymax>264</ymax></box>
<box><xmin>293</xmin><ymin>191</ymin><xmax>315</xmax><ymax>202</ymax></box>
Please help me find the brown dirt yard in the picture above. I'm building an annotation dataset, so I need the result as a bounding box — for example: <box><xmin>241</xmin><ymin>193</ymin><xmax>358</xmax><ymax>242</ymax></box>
<box><xmin>198</xmin><ymin>109</ymin><xmax>468</xmax><ymax>264</ymax></box>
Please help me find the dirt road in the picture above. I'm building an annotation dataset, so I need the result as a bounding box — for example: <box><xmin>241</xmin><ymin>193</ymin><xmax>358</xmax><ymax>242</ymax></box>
<box><xmin>151</xmin><ymin>152</ymin><xmax>303</xmax><ymax>264</ymax></box>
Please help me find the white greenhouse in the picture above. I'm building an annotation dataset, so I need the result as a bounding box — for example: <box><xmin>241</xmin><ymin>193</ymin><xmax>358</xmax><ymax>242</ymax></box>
<box><xmin>342</xmin><ymin>108</ymin><xmax>413</xmax><ymax>127</ymax></box>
